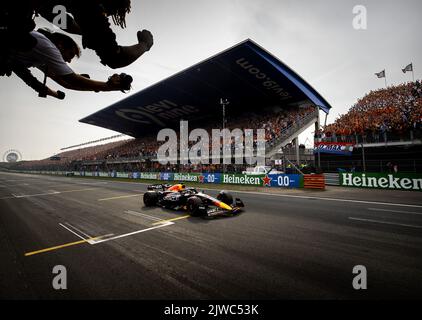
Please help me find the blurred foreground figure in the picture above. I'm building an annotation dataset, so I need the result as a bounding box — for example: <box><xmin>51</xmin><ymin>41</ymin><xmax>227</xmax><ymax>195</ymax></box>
<box><xmin>11</xmin><ymin>29</ymin><xmax>133</xmax><ymax>99</ymax></box>
<box><xmin>0</xmin><ymin>1</ymin><xmax>153</xmax><ymax>98</ymax></box>
<box><xmin>36</xmin><ymin>0</ymin><xmax>154</xmax><ymax>68</ymax></box>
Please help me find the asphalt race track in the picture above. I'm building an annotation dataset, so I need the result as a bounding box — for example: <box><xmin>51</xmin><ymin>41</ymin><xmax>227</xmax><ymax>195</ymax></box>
<box><xmin>0</xmin><ymin>172</ymin><xmax>421</xmax><ymax>299</ymax></box>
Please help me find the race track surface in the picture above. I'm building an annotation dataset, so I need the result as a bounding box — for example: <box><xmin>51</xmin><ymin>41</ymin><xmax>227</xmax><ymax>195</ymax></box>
<box><xmin>1</xmin><ymin>172</ymin><xmax>421</xmax><ymax>299</ymax></box>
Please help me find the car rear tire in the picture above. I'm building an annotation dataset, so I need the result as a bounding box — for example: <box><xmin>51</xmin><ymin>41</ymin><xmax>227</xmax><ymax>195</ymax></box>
<box><xmin>217</xmin><ymin>190</ymin><xmax>233</xmax><ymax>205</ymax></box>
<box><xmin>143</xmin><ymin>191</ymin><xmax>159</xmax><ymax>207</ymax></box>
<box><xmin>187</xmin><ymin>196</ymin><xmax>204</xmax><ymax>216</ymax></box>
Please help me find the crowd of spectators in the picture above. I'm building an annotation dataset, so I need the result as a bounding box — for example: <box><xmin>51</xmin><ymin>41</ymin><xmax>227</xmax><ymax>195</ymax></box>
<box><xmin>7</xmin><ymin>105</ymin><xmax>317</xmax><ymax>172</ymax></box>
<box><xmin>321</xmin><ymin>81</ymin><xmax>422</xmax><ymax>142</ymax></box>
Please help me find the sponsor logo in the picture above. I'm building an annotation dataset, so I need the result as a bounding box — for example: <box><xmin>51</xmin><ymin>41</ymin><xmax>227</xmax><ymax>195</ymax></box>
<box><xmin>115</xmin><ymin>99</ymin><xmax>199</xmax><ymax>127</ymax></box>
<box><xmin>342</xmin><ymin>173</ymin><xmax>422</xmax><ymax>191</ymax></box>
<box><xmin>140</xmin><ymin>172</ymin><xmax>159</xmax><ymax>180</ymax></box>
<box><xmin>2</xmin><ymin>149</ymin><xmax>22</xmax><ymax>163</ymax></box>
<box><xmin>236</xmin><ymin>58</ymin><xmax>292</xmax><ymax>100</ymax></box>
<box><xmin>314</xmin><ymin>142</ymin><xmax>354</xmax><ymax>155</ymax></box>
<box><xmin>173</xmin><ymin>173</ymin><xmax>199</xmax><ymax>182</ymax></box>
<box><xmin>223</xmin><ymin>174</ymin><xmax>262</xmax><ymax>185</ymax></box>
<box><xmin>261</xmin><ymin>175</ymin><xmax>272</xmax><ymax>187</ymax></box>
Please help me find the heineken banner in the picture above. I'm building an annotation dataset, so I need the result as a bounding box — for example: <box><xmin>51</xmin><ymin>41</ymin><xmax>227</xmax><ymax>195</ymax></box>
<box><xmin>314</xmin><ymin>142</ymin><xmax>354</xmax><ymax>156</ymax></box>
<box><xmin>222</xmin><ymin>173</ymin><xmax>302</xmax><ymax>188</ymax></box>
<box><xmin>341</xmin><ymin>173</ymin><xmax>422</xmax><ymax>191</ymax></box>
<box><xmin>173</xmin><ymin>172</ymin><xmax>201</xmax><ymax>182</ymax></box>
<box><xmin>139</xmin><ymin>172</ymin><xmax>159</xmax><ymax>180</ymax></box>
<box><xmin>222</xmin><ymin>174</ymin><xmax>263</xmax><ymax>186</ymax></box>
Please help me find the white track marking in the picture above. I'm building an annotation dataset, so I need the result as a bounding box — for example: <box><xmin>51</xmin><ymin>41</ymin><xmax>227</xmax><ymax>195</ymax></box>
<box><xmin>79</xmin><ymin>182</ymin><xmax>108</xmax><ymax>185</ymax></box>
<box><xmin>98</xmin><ymin>193</ymin><xmax>143</xmax><ymax>201</ymax></box>
<box><xmin>63</xmin><ymin>222</ymin><xmax>94</xmax><ymax>239</ymax></box>
<box><xmin>349</xmin><ymin>217</ymin><xmax>422</xmax><ymax>229</ymax></box>
<box><xmin>59</xmin><ymin>223</ymin><xmax>114</xmax><ymax>245</ymax></box>
<box><xmin>5</xmin><ymin>188</ymin><xmax>97</xmax><ymax>199</ymax></box>
<box><xmin>123</xmin><ymin>210</ymin><xmax>163</xmax><ymax>221</ymax></box>
<box><xmin>12</xmin><ymin>191</ymin><xmax>60</xmax><ymax>198</ymax></box>
<box><xmin>92</xmin><ymin>222</ymin><xmax>174</xmax><ymax>244</ymax></box>
<box><xmin>59</xmin><ymin>223</ymin><xmax>90</xmax><ymax>242</ymax></box>
<box><xmin>0</xmin><ymin>183</ymin><xmax>29</xmax><ymax>188</ymax></box>
<box><xmin>367</xmin><ymin>208</ymin><xmax>422</xmax><ymax>215</ymax></box>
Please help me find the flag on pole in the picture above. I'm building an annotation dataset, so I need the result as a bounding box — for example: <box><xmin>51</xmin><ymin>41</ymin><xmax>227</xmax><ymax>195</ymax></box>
<box><xmin>375</xmin><ymin>70</ymin><xmax>386</xmax><ymax>78</ymax></box>
<box><xmin>402</xmin><ymin>63</ymin><xmax>413</xmax><ymax>73</ymax></box>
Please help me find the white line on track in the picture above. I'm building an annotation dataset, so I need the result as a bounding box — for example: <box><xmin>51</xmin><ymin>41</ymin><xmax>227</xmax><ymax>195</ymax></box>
<box><xmin>1</xmin><ymin>188</ymin><xmax>97</xmax><ymax>200</ymax></box>
<box><xmin>123</xmin><ymin>210</ymin><xmax>163</xmax><ymax>221</ymax></box>
<box><xmin>0</xmin><ymin>183</ymin><xmax>29</xmax><ymax>188</ymax></box>
<box><xmin>63</xmin><ymin>222</ymin><xmax>94</xmax><ymax>239</ymax></box>
<box><xmin>59</xmin><ymin>223</ymin><xmax>114</xmax><ymax>245</ymax></box>
<box><xmin>367</xmin><ymin>208</ymin><xmax>422</xmax><ymax>215</ymax></box>
<box><xmin>12</xmin><ymin>191</ymin><xmax>60</xmax><ymax>198</ymax></box>
<box><xmin>91</xmin><ymin>222</ymin><xmax>174</xmax><ymax>245</ymax></box>
<box><xmin>75</xmin><ymin>182</ymin><xmax>109</xmax><ymax>186</ymax></box>
<box><xmin>59</xmin><ymin>223</ymin><xmax>93</xmax><ymax>243</ymax></box>
<box><xmin>349</xmin><ymin>217</ymin><xmax>422</xmax><ymax>229</ymax></box>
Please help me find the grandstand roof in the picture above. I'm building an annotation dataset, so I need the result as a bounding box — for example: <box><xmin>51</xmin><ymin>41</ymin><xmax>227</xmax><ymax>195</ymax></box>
<box><xmin>80</xmin><ymin>39</ymin><xmax>332</xmax><ymax>138</ymax></box>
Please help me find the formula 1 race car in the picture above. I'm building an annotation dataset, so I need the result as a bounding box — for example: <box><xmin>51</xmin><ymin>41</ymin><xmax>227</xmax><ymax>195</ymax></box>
<box><xmin>143</xmin><ymin>183</ymin><xmax>244</xmax><ymax>217</ymax></box>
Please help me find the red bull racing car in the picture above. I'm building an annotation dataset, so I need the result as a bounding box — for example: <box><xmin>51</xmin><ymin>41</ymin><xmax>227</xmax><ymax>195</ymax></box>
<box><xmin>143</xmin><ymin>183</ymin><xmax>244</xmax><ymax>217</ymax></box>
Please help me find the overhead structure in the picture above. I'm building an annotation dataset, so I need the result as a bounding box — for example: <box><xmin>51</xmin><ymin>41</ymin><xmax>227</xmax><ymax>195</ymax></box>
<box><xmin>80</xmin><ymin>39</ymin><xmax>332</xmax><ymax>137</ymax></box>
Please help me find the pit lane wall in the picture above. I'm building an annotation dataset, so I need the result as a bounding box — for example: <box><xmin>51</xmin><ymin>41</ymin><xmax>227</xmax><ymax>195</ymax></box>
<box><xmin>15</xmin><ymin>171</ymin><xmax>305</xmax><ymax>188</ymax></box>
<box><xmin>340</xmin><ymin>173</ymin><xmax>422</xmax><ymax>191</ymax></box>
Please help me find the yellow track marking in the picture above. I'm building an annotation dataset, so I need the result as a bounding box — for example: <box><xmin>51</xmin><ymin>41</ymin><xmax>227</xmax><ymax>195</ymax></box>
<box><xmin>152</xmin><ymin>215</ymin><xmax>191</xmax><ymax>225</ymax></box>
<box><xmin>24</xmin><ymin>235</ymin><xmax>105</xmax><ymax>257</ymax></box>
<box><xmin>98</xmin><ymin>193</ymin><xmax>143</xmax><ymax>201</ymax></box>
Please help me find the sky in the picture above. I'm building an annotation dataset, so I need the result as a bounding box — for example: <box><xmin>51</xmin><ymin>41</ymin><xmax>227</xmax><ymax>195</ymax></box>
<box><xmin>1</xmin><ymin>0</ymin><xmax>421</xmax><ymax>160</ymax></box>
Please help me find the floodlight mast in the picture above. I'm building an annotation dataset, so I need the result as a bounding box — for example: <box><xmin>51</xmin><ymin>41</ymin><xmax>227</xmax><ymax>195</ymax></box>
<box><xmin>220</xmin><ymin>98</ymin><xmax>230</xmax><ymax>130</ymax></box>
<box><xmin>220</xmin><ymin>98</ymin><xmax>230</xmax><ymax>173</ymax></box>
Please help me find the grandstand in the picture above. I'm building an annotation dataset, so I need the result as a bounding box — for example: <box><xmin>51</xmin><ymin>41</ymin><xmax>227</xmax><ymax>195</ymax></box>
<box><xmin>4</xmin><ymin>73</ymin><xmax>422</xmax><ymax>175</ymax></box>
<box><xmin>4</xmin><ymin>104</ymin><xmax>318</xmax><ymax>173</ymax></box>
<box><xmin>11</xmin><ymin>42</ymin><xmax>422</xmax><ymax>175</ymax></box>
<box><xmin>3</xmin><ymin>39</ymin><xmax>330</xmax><ymax>173</ymax></box>
<box><xmin>318</xmin><ymin>80</ymin><xmax>422</xmax><ymax>173</ymax></box>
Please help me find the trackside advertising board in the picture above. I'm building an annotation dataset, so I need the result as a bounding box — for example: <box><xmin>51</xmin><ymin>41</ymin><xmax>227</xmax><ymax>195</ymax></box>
<box><xmin>340</xmin><ymin>173</ymin><xmax>422</xmax><ymax>191</ymax></box>
<box><xmin>130</xmin><ymin>172</ymin><xmax>302</xmax><ymax>188</ymax></box>
<box><xmin>222</xmin><ymin>174</ymin><xmax>302</xmax><ymax>188</ymax></box>
<box><xmin>16</xmin><ymin>171</ymin><xmax>303</xmax><ymax>189</ymax></box>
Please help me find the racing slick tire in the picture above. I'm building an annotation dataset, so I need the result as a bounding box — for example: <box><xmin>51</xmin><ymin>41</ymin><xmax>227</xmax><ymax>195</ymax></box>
<box><xmin>187</xmin><ymin>196</ymin><xmax>205</xmax><ymax>216</ymax></box>
<box><xmin>143</xmin><ymin>191</ymin><xmax>159</xmax><ymax>207</ymax></box>
<box><xmin>217</xmin><ymin>190</ymin><xmax>233</xmax><ymax>205</ymax></box>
